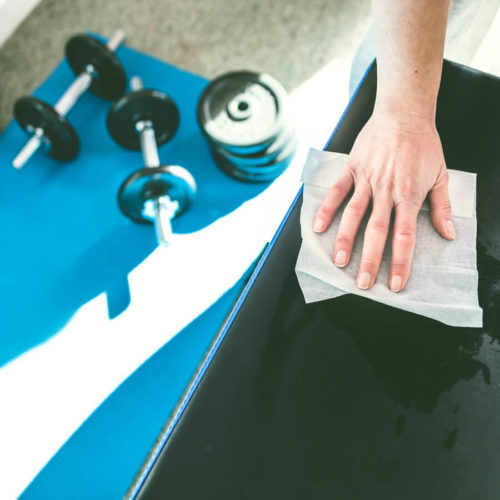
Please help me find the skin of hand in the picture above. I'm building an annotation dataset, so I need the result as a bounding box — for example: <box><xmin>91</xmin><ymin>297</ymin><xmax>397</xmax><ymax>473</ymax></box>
<box><xmin>313</xmin><ymin>0</ymin><xmax>454</xmax><ymax>293</ymax></box>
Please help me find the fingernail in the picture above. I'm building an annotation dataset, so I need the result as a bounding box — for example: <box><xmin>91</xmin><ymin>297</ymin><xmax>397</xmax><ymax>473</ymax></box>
<box><xmin>357</xmin><ymin>272</ymin><xmax>371</xmax><ymax>290</ymax></box>
<box><xmin>313</xmin><ymin>219</ymin><xmax>325</xmax><ymax>233</ymax></box>
<box><xmin>335</xmin><ymin>250</ymin><xmax>347</xmax><ymax>267</ymax></box>
<box><xmin>446</xmin><ymin>220</ymin><xmax>456</xmax><ymax>239</ymax></box>
<box><xmin>390</xmin><ymin>275</ymin><xmax>402</xmax><ymax>292</ymax></box>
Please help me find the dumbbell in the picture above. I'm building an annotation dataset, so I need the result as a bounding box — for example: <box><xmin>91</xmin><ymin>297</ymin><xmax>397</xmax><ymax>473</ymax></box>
<box><xmin>12</xmin><ymin>29</ymin><xmax>127</xmax><ymax>169</ymax></box>
<box><xmin>107</xmin><ymin>76</ymin><xmax>196</xmax><ymax>247</ymax></box>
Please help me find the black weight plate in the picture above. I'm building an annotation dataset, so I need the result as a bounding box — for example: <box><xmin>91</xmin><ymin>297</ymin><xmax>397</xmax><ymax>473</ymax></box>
<box><xmin>107</xmin><ymin>89</ymin><xmax>180</xmax><ymax>150</ymax></box>
<box><xmin>215</xmin><ymin>154</ymin><xmax>291</xmax><ymax>183</ymax></box>
<box><xmin>216</xmin><ymin>133</ymin><xmax>297</xmax><ymax>174</ymax></box>
<box><xmin>221</xmin><ymin>136</ymin><xmax>276</xmax><ymax>156</ymax></box>
<box><xmin>215</xmin><ymin>122</ymin><xmax>295</xmax><ymax>167</ymax></box>
<box><xmin>65</xmin><ymin>34</ymin><xmax>126</xmax><ymax>100</ymax></box>
<box><xmin>197</xmin><ymin>71</ymin><xmax>288</xmax><ymax>150</ymax></box>
<box><xmin>118</xmin><ymin>165</ymin><xmax>196</xmax><ymax>223</ymax></box>
<box><xmin>211</xmin><ymin>137</ymin><xmax>296</xmax><ymax>183</ymax></box>
<box><xmin>13</xmin><ymin>96</ymin><xmax>80</xmax><ymax>162</ymax></box>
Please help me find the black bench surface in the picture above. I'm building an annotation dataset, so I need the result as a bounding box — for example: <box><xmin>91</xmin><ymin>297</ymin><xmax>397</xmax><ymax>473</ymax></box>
<box><xmin>133</xmin><ymin>61</ymin><xmax>500</xmax><ymax>500</ymax></box>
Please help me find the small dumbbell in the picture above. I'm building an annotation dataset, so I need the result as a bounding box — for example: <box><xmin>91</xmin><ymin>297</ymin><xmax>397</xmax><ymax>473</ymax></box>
<box><xmin>107</xmin><ymin>76</ymin><xmax>196</xmax><ymax>247</ymax></box>
<box><xmin>12</xmin><ymin>29</ymin><xmax>127</xmax><ymax>169</ymax></box>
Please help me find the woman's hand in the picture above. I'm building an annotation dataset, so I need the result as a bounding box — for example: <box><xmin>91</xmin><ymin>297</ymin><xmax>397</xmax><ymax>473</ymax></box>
<box><xmin>313</xmin><ymin>111</ymin><xmax>455</xmax><ymax>292</ymax></box>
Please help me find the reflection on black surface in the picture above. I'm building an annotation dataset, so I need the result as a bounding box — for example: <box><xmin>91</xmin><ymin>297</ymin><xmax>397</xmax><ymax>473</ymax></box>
<box><xmin>394</xmin><ymin>414</ymin><xmax>406</xmax><ymax>437</ymax></box>
<box><xmin>248</xmin><ymin>266</ymin><xmax>500</xmax><ymax>498</ymax></box>
<box><xmin>323</xmin><ymin>296</ymin><xmax>490</xmax><ymax>413</ymax></box>
<box><xmin>253</xmin><ymin>237</ymin><xmax>500</xmax><ymax>469</ymax></box>
<box><xmin>443</xmin><ymin>427</ymin><xmax>458</xmax><ymax>449</ymax></box>
<box><xmin>258</xmin><ymin>263</ymin><xmax>495</xmax><ymax>416</ymax></box>
<box><xmin>477</xmin><ymin>243</ymin><xmax>500</xmax><ymax>340</ymax></box>
<box><xmin>256</xmin><ymin>276</ymin><xmax>317</xmax><ymax>406</ymax></box>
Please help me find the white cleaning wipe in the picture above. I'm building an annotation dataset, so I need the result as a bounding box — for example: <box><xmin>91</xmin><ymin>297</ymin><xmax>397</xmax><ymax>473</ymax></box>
<box><xmin>295</xmin><ymin>148</ymin><xmax>483</xmax><ymax>327</ymax></box>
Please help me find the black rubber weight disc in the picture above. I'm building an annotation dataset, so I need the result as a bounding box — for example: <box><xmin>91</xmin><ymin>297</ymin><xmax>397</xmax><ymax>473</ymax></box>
<box><xmin>214</xmin><ymin>122</ymin><xmax>295</xmax><ymax>167</ymax></box>
<box><xmin>107</xmin><ymin>89</ymin><xmax>180</xmax><ymax>150</ymax></box>
<box><xmin>197</xmin><ymin>71</ymin><xmax>288</xmax><ymax>150</ymax></box>
<box><xmin>211</xmin><ymin>137</ymin><xmax>296</xmax><ymax>183</ymax></box>
<box><xmin>13</xmin><ymin>96</ymin><xmax>80</xmax><ymax>162</ymax></box>
<box><xmin>65</xmin><ymin>34</ymin><xmax>126</xmax><ymax>100</ymax></box>
<box><xmin>118</xmin><ymin>165</ymin><xmax>196</xmax><ymax>223</ymax></box>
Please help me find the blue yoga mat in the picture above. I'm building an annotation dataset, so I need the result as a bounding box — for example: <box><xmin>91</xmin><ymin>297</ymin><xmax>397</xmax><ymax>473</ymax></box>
<box><xmin>0</xmin><ymin>33</ymin><xmax>272</xmax><ymax>499</ymax></box>
<box><xmin>0</xmin><ymin>34</ymin><xmax>267</xmax><ymax>368</ymax></box>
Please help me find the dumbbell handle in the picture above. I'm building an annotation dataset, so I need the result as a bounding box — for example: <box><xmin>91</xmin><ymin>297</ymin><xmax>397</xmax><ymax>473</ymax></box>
<box><xmin>152</xmin><ymin>196</ymin><xmax>179</xmax><ymax>247</ymax></box>
<box><xmin>54</xmin><ymin>67</ymin><xmax>95</xmax><ymax>117</ymax></box>
<box><xmin>131</xmin><ymin>76</ymin><xmax>179</xmax><ymax>247</ymax></box>
<box><xmin>55</xmin><ymin>29</ymin><xmax>126</xmax><ymax>117</ymax></box>
<box><xmin>137</xmin><ymin>120</ymin><xmax>160</xmax><ymax>167</ymax></box>
<box><xmin>13</xmin><ymin>128</ymin><xmax>45</xmax><ymax>170</ymax></box>
<box><xmin>12</xmin><ymin>29</ymin><xmax>126</xmax><ymax>170</ymax></box>
<box><xmin>129</xmin><ymin>76</ymin><xmax>161</xmax><ymax>168</ymax></box>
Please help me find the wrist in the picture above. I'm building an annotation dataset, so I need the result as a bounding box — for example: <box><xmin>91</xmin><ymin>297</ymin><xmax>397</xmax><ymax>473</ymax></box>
<box><xmin>374</xmin><ymin>84</ymin><xmax>438</xmax><ymax>125</ymax></box>
<box><xmin>371</xmin><ymin>104</ymin><xmax>437</xmax><ymax>135</ymax></box>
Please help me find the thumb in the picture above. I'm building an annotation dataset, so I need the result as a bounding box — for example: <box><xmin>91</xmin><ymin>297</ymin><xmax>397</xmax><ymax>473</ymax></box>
<box><xmin>429</xmin><ymin>166</ymin><xmax>456</xmax><ymax>240</ymax></box>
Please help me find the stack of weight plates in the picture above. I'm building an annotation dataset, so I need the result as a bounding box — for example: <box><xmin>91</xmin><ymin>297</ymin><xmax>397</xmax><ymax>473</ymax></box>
<box><xmin>197</xmin><ymin>71</ymin><xmax>296</xmax><ymax>183</ymax></box>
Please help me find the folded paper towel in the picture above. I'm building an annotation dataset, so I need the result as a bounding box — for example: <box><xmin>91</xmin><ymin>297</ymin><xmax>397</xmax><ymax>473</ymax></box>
<box><xmin>295</xmin><ymin>148</ymin><xmax>483</xmax><ymax>327</ymax></box>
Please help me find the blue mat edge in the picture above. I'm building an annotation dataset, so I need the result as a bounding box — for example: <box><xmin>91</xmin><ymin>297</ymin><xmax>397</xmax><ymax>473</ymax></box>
<box><xmin>127</xmin><ymin>59</ymin><xmax>377</xmax><ymax>499</ymax></box>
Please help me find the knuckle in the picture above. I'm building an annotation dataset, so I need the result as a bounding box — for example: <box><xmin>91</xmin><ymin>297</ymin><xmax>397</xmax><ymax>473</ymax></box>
<box><xmin>394</xmin><ymin>224</ymin><xmax>416</xmax><ymax>244</ymax></box>
<box><xmin>345</xmin><ymin>200</ymin><xmax>365</xmax><ymax>218</ymax></box>
<box><xmin>329</xmin><ymin>182</ymin><xmax>346</xmax><ymax>198</ymax></box>
<box><xmin>391</xmin><ymin>262</ymin><xmax>410</xmax><ymax>275</ymax></box>
<box><xmin>437</xmin><ymin>198</ymin><xmax>452</xmax><ymax>213</ymax></box>
<box><xmin>368</xmin><ymin>218</ymin><xmax>389</xmax><ymax>234</ymax></box>
<box><xmin>361</xmin><ymin>256</ymin><xmax>380</xmax><ymax>270</ymax></box>
<box><xmin>345</xmin><ymin>165</ymin><xmax>356</xmax><ymax>181</ymax></box>
<box><xmin>335</xmin><ymin>235</ymin><xmax>352</xmax><ymax>248</ymax></box>
<box><xmin>395</xmin><ymin>198</ymin><xmax>420</xmax><ymax>216</ymax></box>
<box><xmin>316</xmin><ymin>206</ymin><xmax>332</xmax><ymax>218</ymax></box>
<box><xmin>346</xmin><ymin>158</ymin><xmax>359</xmax><ymax>172</ymax></box>
<box><xmin>439</xmin><ymin>167</ymin><xmax>449</xmax><ymax>183</ymax></box>
<box><xmin>396</xmin><ymin>177</ymin><xmax>423</xmax><ymax>204</ymax></box>
<box><xmin>397</xmin><ymin>223</ymin><xmax>415</xmax><ymax>236</ymax></box>
<box><xmin>374</xmin><ymin>174</ymin><xmax>395</xmax><ymax>193</ymax></box>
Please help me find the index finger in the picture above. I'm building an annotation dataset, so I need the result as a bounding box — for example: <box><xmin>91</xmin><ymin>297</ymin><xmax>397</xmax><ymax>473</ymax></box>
<box><xmin>313</xmin><ymin>169</ymin><xmax>354</xmax><ymax>233</ymax></box>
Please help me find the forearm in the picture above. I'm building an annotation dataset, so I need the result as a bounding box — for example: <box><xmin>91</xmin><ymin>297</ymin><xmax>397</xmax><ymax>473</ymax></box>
<box><xmin>372</xmin><ymin>0</ymin><xmax>450</xmax><ymax>122</ymax></box>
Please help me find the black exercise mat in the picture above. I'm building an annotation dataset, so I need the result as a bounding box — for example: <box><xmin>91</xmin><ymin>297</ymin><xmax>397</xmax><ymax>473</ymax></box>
<box><xmin>131</xmin><ymin>60</ymin><xmax>500</xmax><ymax>500</ymax></box>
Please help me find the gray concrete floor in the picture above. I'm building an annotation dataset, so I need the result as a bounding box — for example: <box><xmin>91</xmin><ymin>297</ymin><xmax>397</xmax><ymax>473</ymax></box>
<box><xmin>0</xmin><ymin>0</ymin><xmax>371</xmax><ymax>132</ymax></box>
<box><xmin>0</xmin><ymin>0</ymin><xmax>497</xmax><ymax>133</ymax></box>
